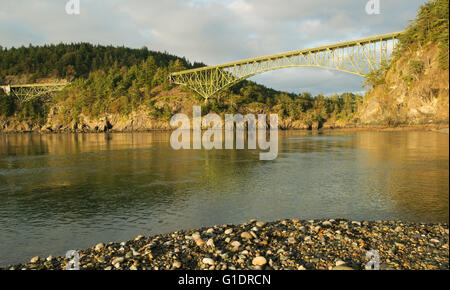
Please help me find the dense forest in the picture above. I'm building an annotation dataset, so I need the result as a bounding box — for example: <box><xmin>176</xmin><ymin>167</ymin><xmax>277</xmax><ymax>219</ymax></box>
<box><xmin>0</xmin><ymin>43</ymin><xmax>204</xmax><ymax>83</ymax></box>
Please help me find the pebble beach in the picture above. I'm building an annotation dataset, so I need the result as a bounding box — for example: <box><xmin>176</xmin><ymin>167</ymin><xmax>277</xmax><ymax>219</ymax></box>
<box><xmin>4</xmin><ymin>218</ymin><xmax>449</xmax><ymax>270</ymax></box>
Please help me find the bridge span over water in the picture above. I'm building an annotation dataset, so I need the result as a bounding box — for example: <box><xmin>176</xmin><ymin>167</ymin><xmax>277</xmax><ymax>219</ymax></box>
<box><xmin>170</xmin><ymin>31</ymin><xmax>404</xmax><ymax>100</ymax></box>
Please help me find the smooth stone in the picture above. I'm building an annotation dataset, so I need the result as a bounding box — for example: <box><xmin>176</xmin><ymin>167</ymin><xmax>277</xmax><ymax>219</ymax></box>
<box><xmin>195</xmin><ymin>239</ymin><xmax>205</xmax><ymax>246</ymax></box>
<box><xmin>252</xmin><ymin>256</ymin><xmax>267</xmax><ymax>266</ymax></box>
<box><xmin>111</xmin><ymin>257</ymin><xmax>124</xmax><ymax>265</ymax></box>
<box><xmin>241</xmin><ymin>232</ymin><xmax>252</xmax><ymax>239</ymax></box>
<box><xmin>46</xmin><ymin>255</ymin><xmax>53</xmax><ymax>262</ymax></box>
<box><xmin>206</xmin><ymin>239</ymin><xmax>215</xmax><ymax>247</ymax></box>
<box><xmin>332</xmin><ymin>265</ymin><xmax>354</xmax><ymax>270</ymax></box>
<box><xmin>192</xmin><ymin>233</ymin><xmax>201</xmax><ymax>240</ymax></box>
<box><xmin>135</xmin><ymin>235</ymin><xmax>144</xmax><ymax>241</ymax></box>
<box><xmin>224</xmin><ymin>228</ymin><xmax>233</xmax><ymax>235</ymax></box>
<box><xmin>335</xmin><ymin>260</ymin><xmax>346</xmax><ymax>266</ymax></box>
<box><xmin>230</xmin><ymin>241</ymin><xmax>241</xmax><ymax>248</ymax></box>
<box><xmin>202</xmin><ymin>258</ymin><xmax>215</xmax><ymax>266</ymax></box>
<box><xmin>30</xmin><ymin>256</ymin><xmax>39</xmax><ymax>263</ymax></box>
<box><xmin>287</xmin><ymin>237</ymin><xmax>296</xmax><ymax>244</ymax></box>
<box><xmin>173</xmin><ymin>261</ymin><xmax>181</xmax><ymax>269</ymax></box>
<box><xmin>95</xmin><ymin>243</ymin><xmax>105</xmax><ymax>251</ymax></box>
<box><xmin>130</xmin><ymin>265</ymin><xmax>138</xmax><ymax>270</ymax></box>
<box><xmin>256</xmin><ymin>222</ymin><xmax>265</xmax><ymax>227</ymax></box>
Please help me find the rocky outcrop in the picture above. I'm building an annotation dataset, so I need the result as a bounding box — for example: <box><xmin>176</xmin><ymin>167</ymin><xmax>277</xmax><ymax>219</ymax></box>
<box><xmin>357</xmin><ymin>44</ymin><xmax>449</xmax><ymax>126</ymax></box>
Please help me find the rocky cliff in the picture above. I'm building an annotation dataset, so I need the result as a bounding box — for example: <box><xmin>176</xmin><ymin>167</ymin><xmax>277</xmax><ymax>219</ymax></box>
<box><xmin>357</xmin><ymin>44</ymin><xmax>449</xmax><ymax>126</ymax></box>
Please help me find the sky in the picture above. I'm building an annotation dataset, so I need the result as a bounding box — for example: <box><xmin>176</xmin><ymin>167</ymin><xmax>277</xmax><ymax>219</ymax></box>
<box><xmin>0</xmin><ymin>0</ymin><xmax>427</xmax><ymax>95</ymax></box>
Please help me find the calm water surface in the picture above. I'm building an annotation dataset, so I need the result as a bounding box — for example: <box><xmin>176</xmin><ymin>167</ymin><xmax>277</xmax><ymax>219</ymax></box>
<box><xmin>0</xmin><ymin>130</ymin><xmax>448</xmax><ymax>266</ymax></box>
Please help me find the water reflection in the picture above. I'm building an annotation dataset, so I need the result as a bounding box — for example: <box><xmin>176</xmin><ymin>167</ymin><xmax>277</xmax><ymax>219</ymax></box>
<box><xmin>0</xmin><ymin>130</ymin><xmax>448</xmax><ymax>266</ymax></box>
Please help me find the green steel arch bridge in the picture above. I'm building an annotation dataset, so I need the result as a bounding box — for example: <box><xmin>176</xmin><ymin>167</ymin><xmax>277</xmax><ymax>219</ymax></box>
<box><xmin>0</xmin><ymin>83</ymin><xmax>67</xmax><ymax>103</ymax></box>
<box><xmin>170</xmin><ymin>31</ymin><xmax>404</xmax><ymax>100</ymax></box>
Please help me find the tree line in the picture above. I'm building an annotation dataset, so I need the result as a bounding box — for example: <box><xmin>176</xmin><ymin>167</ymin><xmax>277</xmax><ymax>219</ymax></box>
<box><xmin>0</xmin><ymin>43</ymin><xmax>204</xmax><ymax>84</ymax></box>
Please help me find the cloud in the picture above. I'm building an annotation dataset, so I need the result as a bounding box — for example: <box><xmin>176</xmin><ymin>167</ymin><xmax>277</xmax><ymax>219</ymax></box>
<box><xmin>0</xmin><ymin>0</ymin><xmax>427</xmax><ymax>95</ymax></box>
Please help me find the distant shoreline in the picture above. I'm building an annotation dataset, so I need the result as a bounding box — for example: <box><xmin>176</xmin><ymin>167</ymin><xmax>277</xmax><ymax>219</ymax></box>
<box><xmin>1</xmin><ymin>124</ymin><xmax>448</xmax><ymax>135</ymax></box>
<box><xmin>4</xmin><ymin>218</ymin><xmax>449</xmax><ymax>270</ymax></box>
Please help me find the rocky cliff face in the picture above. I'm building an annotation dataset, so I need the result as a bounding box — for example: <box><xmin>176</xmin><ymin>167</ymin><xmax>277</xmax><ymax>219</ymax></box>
<box><xmin>0</xmin><ymin>106</ymin><xmax>321</xmax><ymax>133</ymax></box>
<box><xmin>357</xmin><ymin>44</ymin><xmax>449</xmax><ymax>126</ymax></box>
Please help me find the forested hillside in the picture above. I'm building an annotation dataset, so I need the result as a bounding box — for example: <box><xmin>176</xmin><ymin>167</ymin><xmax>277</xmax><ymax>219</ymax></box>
<box><xmin>0</xmin><ymin>43</ymin><xmax>362</xmax><ymax>132</ymax></box>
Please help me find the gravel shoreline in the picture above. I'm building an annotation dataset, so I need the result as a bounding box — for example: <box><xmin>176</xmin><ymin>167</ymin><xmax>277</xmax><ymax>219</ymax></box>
<box><xmin>4</xmin><ymin>218</ymin><xmax>449</xmax><ymax>270</ymax></box>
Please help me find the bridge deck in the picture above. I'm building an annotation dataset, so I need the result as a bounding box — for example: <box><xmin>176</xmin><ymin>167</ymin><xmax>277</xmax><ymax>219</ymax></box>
<box><xmin>171</xmin><ymin>31</ymin><xmax>404</xmax><ymax>76</ymax></box>
<box><xmin>9</xmin><ymin>83</ymin><xmax>67</xmax><ymax>88</ymax></box>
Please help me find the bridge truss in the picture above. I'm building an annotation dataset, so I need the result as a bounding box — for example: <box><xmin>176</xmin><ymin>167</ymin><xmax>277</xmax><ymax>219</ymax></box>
<box><xmin>1</xmin><ymin>83</ymin><xmax>67</xmax><ymax>103</ymax></box>
<box><xmin>170</xmin><ymin>31</ymin><xmax>404</xmax><ymax>100</ymax></box>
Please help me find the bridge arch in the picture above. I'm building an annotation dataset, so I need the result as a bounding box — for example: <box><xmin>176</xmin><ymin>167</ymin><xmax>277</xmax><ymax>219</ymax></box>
<box><xmin>170</xmin><ymin>31</ymin><xmax>403</xmax><ymax>100</ymax></box>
